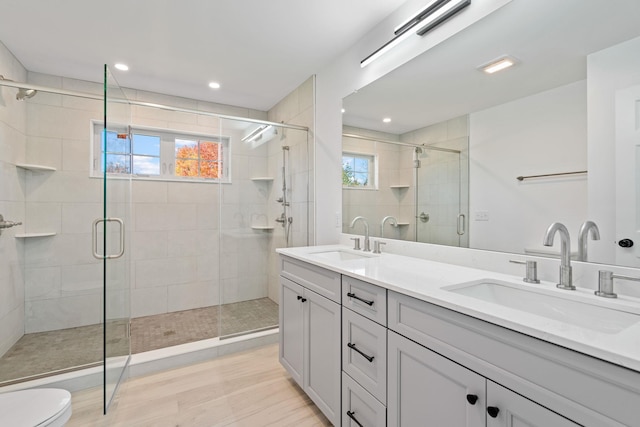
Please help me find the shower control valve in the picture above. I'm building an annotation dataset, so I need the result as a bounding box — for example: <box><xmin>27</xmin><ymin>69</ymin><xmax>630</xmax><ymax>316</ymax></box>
<box><xmin>0</xmin><ymin>214</ymin><xmax>22</xmax><ymax>235</ymax></box>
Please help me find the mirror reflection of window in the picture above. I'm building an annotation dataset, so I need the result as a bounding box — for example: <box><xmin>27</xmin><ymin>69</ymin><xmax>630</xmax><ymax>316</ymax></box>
<box><xmin>342</xmin><ymin>152</ymin><xmax>376</xmax><ymax>189</ymax></box>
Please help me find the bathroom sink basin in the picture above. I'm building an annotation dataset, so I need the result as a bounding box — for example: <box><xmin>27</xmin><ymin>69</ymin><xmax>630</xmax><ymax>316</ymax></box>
<box><xmin>309</xmin><ymin>249</ymin><xmax>374</xmax><ymax>262</ymax></box>
<box><xmin>445</xmin><ymin>280</ymin><xmax>640</xmax><ymax>334</ymax></box>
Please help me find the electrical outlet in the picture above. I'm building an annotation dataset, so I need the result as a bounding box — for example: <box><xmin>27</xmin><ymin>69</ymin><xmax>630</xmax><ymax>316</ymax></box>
<box><xmin>475</xmin><ymin>211</ymin><xmax>489</xmax><ymax>221</ymax></box>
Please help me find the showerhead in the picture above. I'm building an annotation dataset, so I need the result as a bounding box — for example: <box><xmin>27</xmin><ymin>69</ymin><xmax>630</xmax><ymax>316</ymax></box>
<box><xmin>0</xmin><ymin>76</ymin><xmax>38</xmax><ymax>100</ymax></box>
<box><xmin>16</xmin><ymin>88</ymin><xmax>37</xmax><ymax>100</ymax></box>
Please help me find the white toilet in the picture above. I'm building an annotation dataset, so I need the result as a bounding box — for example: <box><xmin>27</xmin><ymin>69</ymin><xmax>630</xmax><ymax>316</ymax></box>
<box><xmin>0</xmin><ymin>388</ymin><xmax>72</xmax><ymax>426</ymax></box>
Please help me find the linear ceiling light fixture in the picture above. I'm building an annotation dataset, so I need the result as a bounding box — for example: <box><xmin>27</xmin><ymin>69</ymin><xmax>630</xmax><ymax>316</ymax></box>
<box><xmin>394</xmin><ymin>0</ymin><xmax>451</xmax><ymax>35</ymax></box>
<box><xmin>361</xmin><ymin>0</ymin><xmax>471</xmax><ymax>68</ymax></box>
<box><xmin>415</xmin><ymin>0</ymin><xmax>471</xmax><ymax>36</ymax></box>
<box><xmin>241</xmin><ymin>125</ymin><xmax>271</xmax><ymax>143</ymax></box>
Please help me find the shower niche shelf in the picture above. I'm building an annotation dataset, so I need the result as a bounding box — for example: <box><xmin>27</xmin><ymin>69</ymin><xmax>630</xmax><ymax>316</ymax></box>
<box><xmin>15</xmin><ymin>232</ymin><xmax>57</xmax><ymax>238</ymax></box>
<box><xmin>389</xmin><ymin>184</ymin><xmax>410</xmax><ymax>189</ymax></box>
<box><xmin>251</xmin><ymin>177</ymin><xmax>274</xmax><ymax>182</ymax></box>
<box><xmin>15</xmin><ymin>163</ymin><xmax>57</xmax><ymax>172</ymax></box>
<box><xmin>251</xmin><ymin>226</ymin><xmax>274</xmax><ymax>231</ymax></box>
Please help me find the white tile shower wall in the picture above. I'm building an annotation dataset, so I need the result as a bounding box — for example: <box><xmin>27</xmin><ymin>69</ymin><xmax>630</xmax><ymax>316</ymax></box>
<box><xmin>266</xmin><ymin>76</ymin><xmax>314</xmax><ymax>303</ymax></box>
<box><xmin>401</xmin><ymin>116</ymin><xmax>470</xmax><ymax>248</ymax></box>
<box><xmin>20</xmin><ymin>71</ymin><xmax>277</xmax><ymax>329</ymax></box>
<box><xmin>21</xmin><ymin>73</ymin><xmax>103</xmax><ymax>333</ymax></box>
<box><xmin>0</xmin><ymin>41</ymin><xmax>27</xmax><ymax>356</ymax></box>
<box><xmin>341</xmin><ymin>130</ymin><xmax>409</xmax><ymax>240</ymax></box>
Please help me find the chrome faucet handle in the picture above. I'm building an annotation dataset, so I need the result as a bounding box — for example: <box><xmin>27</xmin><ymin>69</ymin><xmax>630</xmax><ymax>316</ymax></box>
<box><xmin>596</xmin><ymin>270</ymin><xmax>640</xmax><ymax>298</ymax></box>
<box><xmin>373</xmin><ymin>241</ymin><xmax>386</xmax><ymax>254</ymax></box>
<box><xmin>350</xmin><ymin>237</ymin><xmax>361</xmax><ymax>251</ymax></box>
<box><xmin>509</xmin><ymin>260</ymin><xmax>540</xmax><ymax>284</ymax></box>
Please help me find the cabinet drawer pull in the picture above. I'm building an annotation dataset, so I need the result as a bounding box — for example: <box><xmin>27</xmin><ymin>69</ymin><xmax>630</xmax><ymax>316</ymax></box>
<box><xmin>347</xmin><ymin>292</ymin><xmax>374</xmax><ymax>306</ymax></box>
<box><xmin>487</xmin><ymin>406</ymin><xmax>500</xmax><ymax>418</ymax></box>
<box><xmin>347</xmin><ymin>342</ymin><xmax>374</xmax><ymax>362</ymax></box>
<box><xmin>296</xmin><ymin>295</ymin><xmax>307</xmax><ymax>302</ymax></box>
<box><xmin>297</xmin><ymin>295</ymin><xmax>302</xmax><ymax>300</ymax></box>
<box><xmin>466</xmin><ymin>394</ymin><xmax>478</xmax><ymax>405</ymax></box>
<box><xmin>346</xmin><ymin>410</ymin><xmax>364</xmax><ymax>427</ymax></box>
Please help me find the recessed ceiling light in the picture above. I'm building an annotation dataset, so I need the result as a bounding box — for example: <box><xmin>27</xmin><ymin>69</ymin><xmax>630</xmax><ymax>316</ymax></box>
<box><xmin>114</xmin><ymin>63</ymin><xmax>129</xmax><ymax>71</ymax></box>
<box><xmin>383</xmin><ymin>118</ymin><xmax>392</xmax><ymax>123</ymax></box>
<box><xmin>341</xmin><ymin>108</ymin><xmax>346</xmax><ymax>113</ymax></box>
<box><xmin>478</xmin><ymin>55</ymin><xmax>518</xmax><ymax>74</ymax></box>
<box><xmin>208</xmin><ymin>82</ymin><xmax>221</xmax><ymax>89</ymax></box>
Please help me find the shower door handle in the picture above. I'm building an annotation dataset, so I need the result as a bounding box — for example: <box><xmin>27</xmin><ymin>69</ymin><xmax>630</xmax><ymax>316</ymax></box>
<box><xmin>457</xmin><ymin>214</ymin><xmax>466</xmax><ymax>236</ymax></box>
<box><xmin>92</xmin><ymin>218</ymin><xmax>125</xmax><ymax>259</ymax></box>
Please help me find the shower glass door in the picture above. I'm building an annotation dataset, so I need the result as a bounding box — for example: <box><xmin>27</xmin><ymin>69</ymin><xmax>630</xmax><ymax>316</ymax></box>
<box><xmin>415</xmin><ymin>148</ymin><xmax>466</xmax><ymax>247</ymax></box>
<box><xmin>102</xmin><ymin>65</ymin><xmax>132</xmax><ymax>412</ymax></box>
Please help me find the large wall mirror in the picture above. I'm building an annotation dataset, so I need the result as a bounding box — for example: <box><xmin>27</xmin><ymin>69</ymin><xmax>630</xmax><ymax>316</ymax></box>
<box><xmin>342</xmin><ymin>0</ymin><xmax>640</xmax><ymax>268</ymax></box>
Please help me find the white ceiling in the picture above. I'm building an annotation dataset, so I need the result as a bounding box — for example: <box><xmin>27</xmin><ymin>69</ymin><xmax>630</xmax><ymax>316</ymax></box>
<box><xmin>0</xmin><ymin>0</ymin><xmax>406</xmax><ymax>111</ymax></box>
<box><xmin>343</xmin><ymin>0</ymin><xmax>640</xmax><ymax>135</ymax></box>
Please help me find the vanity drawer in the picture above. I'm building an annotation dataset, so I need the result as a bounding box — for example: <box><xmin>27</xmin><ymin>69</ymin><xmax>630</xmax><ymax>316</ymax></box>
<box><xmin>280</xmin><ymin>256</ymin><xmax>341</xmax><ymax>303</ymax></box>
<box><xmin>342</xmin><ymin>307</ymin><xmax>387</xmax><ymax>404</ymax></box>
<box><xmin>342</xmin><ymin>275</ymin><xmax>387</xmax><ymax>325</ymax></box>
<box><xmin>342</xmin><ymin>372</ymin><xmax>386</xmax><ymax>427</ymax></box>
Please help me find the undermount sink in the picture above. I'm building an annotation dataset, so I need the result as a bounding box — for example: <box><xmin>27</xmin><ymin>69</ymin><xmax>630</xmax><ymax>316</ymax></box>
<box><xmin>309</xmin><ymin>249</ymin><xmax>374</xmax><ymax>262</ymax></box>
<box><xmin>444</xmin><ymin>280</ymin><xmax>640</xmax><ymax>334</ymax></box>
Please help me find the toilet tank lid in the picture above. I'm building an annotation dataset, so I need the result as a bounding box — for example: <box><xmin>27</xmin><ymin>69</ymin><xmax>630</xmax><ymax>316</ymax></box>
<box><xmin>0</xmin><ymin>388</ymin><xmax>71</xmax><ymax>425</ymax></box>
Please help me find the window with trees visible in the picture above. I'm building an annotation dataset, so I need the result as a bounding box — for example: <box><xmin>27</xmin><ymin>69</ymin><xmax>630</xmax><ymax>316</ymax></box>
<box><xmin>92</xmin><ymin>122</ymin><xmax>229</xmax><ymax>182</ymax></box>
<box><xmin>342</xmin><ymin>152</ymin><xmax>376</xmax><ymax>189</ymax></box>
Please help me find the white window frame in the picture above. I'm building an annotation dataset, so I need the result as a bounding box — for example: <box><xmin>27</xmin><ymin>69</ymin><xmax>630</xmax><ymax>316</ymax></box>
<box><xmin>90</xmin><ymin>121</ymin><xmax>231</xmax><ymax>183</ymax></box>
<box><xmin>342</xmin><ymin>151</ymin><xmax>378</xmax><ymax>190</ymax></box>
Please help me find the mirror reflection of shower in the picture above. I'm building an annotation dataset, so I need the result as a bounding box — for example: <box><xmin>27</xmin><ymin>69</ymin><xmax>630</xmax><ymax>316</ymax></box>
<box><xmin>275</xmin><ymin>145</ymin><xmax>293</xmax><ymax>246</ymax></box>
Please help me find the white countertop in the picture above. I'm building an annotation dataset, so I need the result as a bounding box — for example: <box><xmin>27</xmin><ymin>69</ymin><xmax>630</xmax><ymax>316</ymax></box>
<box><xmin>277</xmin><ymin>245</ymin><xmax>640</xmax><ymax>373</ymax></box>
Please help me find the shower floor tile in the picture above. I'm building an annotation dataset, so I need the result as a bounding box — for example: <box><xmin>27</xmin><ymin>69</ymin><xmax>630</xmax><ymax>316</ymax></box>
<box><xmin>0</xmin><ymin>297</ymin><xmax>278</xmax><ymax>385</ymax></box>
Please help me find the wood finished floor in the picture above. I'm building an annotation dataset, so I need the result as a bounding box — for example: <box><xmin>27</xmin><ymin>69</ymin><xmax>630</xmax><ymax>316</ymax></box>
<box><xmin>67</xmin><ymin>344</ymin><xmax>332</xmax><ymax>427</ymax></box>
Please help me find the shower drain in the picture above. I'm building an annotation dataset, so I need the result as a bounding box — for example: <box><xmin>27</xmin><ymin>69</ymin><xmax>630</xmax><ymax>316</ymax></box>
<box><xmin>163</xmin><ymin>330</ymin><xmax>176</xmax><ymax>336</ymax></box>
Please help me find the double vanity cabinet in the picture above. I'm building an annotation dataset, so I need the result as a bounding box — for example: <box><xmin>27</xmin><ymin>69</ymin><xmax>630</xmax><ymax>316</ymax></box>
<box><xmin>278</xmin><ymin>248</ymin><xmax>640</xmax><ymax>426</ymax></box>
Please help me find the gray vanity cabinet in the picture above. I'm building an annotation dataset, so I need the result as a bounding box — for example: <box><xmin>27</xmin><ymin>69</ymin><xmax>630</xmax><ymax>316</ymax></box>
<box><xmin>486</xmin><ymin>381</ymin><xmax>578</xmax><ymax>427</ymax></box>
<box><xmin>279</xmin><ymin>257</ymin><xmax>341</xmax><ymax>426</ymax></box>
<box><xmin>279</xmin><ymin>254</ymin><xmax>638</xmax><ymax>427</ymax></box>
<box><xmin>388</xmin><ymin>330</ymin><xmax>485</xmax><ymax>426</ymax></box>
<box><xmin>280</xmin><ymin>277</ymin><xmax>304</xmax><ymax>386</ymax></box>
<box><xmin>388</xmin><ymin>330</ymin><xmax>578</xmax><ymax>427</ymax></box>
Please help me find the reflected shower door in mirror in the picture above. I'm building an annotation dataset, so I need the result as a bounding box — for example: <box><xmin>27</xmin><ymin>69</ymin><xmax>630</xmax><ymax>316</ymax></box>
<box><xmin>342</xmin><ymin>126</ymin><xmax>469</xmax><ymax>247</ymax></box>
<box><xmin>341</xmin><ymin>0</ymin><xmax>640</xmax><ymax>268</ymax></box>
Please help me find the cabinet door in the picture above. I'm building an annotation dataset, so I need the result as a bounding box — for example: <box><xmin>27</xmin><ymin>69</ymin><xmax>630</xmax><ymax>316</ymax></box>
<box><xmin>343</xmin><ymin>307</ymin><xmax>387</xmax><ymax>403</ymax></box>
<box><xmin>279</xmin><ymin>277</ymin><xmax>304</xmax><ymax>386</ymax></box>
<box><xmin>343</xmin><ymin>372</ymin><xmax>387</xmax><ymax>427</ymax></box>
<box><xmin>486</xmin><ymin>381</ymin><xmax>579</xmax><ymax>427</ymax></box>
<box><xmin>304</xmin><ymin>288</ymin><xmax>341</xmax><ymax>426</ymax></box>
<box><xmin>388</xmin><ymin>331</ymin><xmax>485</xmax><ymax>427</ymax></box>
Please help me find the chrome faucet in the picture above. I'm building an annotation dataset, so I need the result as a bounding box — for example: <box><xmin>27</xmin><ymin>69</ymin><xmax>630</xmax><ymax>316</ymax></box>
<box><xmin>380</xmin><ymin>215</ymin><xmax>398</xmax><ymax>238</ymax></box>
<box><xmin>349</xmin><ymin>216</ymin><xmax>371</xmax><ymax>252</ymax></box>
<box><xmin>577</xmin><ymin>221</ymin><xmax>600</xmax><ymax>262</ymax></box>
<box><xmin>543</xmin><ymin>222</ymin><xmax>574</xmax><ymax>290</ymax></box>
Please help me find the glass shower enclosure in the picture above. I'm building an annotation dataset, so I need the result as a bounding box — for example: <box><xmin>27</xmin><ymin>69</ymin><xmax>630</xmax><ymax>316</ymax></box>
<box><xmin>101</xmin><ymin>65</ymin><xmax>132</xmax><ymax>412</ymax></box>
<box><xmin>0</xmin><ymin>66</ymin><xmax>310</xmax><ymax>414</ymax></box>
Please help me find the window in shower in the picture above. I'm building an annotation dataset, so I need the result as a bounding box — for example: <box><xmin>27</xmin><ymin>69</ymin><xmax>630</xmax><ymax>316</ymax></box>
<box><xmin>342</xmin><ymin>152</ymin><xmax>377</xmax><ymax>189</ymax></box>
<box><xmin>92</xmin><ymin>121</ymin><xmax>229</xmax><ymax>182</ymax></box>
<box><xmin>175</xmin><ymin>139</ymin><xmax>223</xmax><ymax>179</ymax></box>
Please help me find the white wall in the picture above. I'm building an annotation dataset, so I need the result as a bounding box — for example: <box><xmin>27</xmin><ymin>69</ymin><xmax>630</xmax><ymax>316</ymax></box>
<box><xmin>469</xmin><ymin>80</ymin><xmax>587</xmax><ymax>255</ymax></box>
<box><xmin>0</xmin><ymin>41</ymin><xmax>27</xmax><ymax>356</ymax></box>
<box><xmin>314</xmin><ymin>0</ymin><xmax>512</xmax><ymax>244</ymax></box>
<box><xmin>587</xmin><ymin>35</ymin><xmax>640</xmax><ymax>265</ymax></box>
